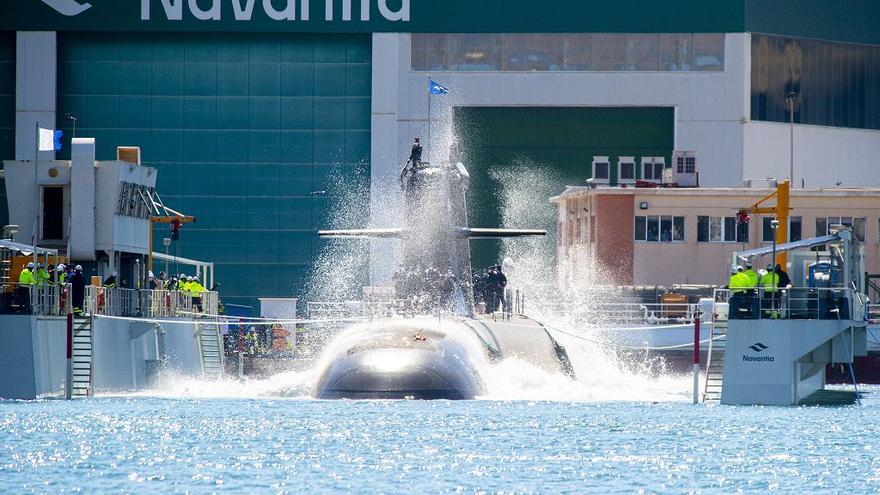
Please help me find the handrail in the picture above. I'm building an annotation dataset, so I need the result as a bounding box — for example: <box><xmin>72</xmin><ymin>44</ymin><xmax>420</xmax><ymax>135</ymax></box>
<box><xmin>718</xmin><ymin>286</ymin><xmax>861</xmax><ymax>321</ymax></box>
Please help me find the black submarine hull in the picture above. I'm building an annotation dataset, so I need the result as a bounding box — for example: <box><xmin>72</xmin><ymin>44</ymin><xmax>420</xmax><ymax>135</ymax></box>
<box><xmin>311</xmin><ymin>316</ymin><xmax>574</xmax><ymax>400</ymax></box>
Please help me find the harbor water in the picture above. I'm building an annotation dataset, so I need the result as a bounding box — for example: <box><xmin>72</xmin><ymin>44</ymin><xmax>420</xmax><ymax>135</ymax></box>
<box><xmin>2</xmin><ymin>381</ymin><xmax>878</xmax><ymax>493</ymax></box>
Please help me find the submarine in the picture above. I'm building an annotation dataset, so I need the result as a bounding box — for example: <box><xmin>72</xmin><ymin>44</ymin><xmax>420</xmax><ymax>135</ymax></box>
<box><xmin>312</xmin><ymin>139</ymin><xmax>574</xmax><ymax>399</ymax></box>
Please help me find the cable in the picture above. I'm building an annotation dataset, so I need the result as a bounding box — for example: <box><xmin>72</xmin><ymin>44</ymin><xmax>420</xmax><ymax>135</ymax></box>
<box><xmin>91</xmin><ymin>313</ymin><xmax>367</xmax><ymax>326</ymax></box>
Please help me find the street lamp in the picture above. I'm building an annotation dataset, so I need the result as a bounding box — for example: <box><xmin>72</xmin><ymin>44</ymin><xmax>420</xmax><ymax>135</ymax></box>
<box><xmin>163</xmin><ymin>237</ymin><xmax>171</xmax><ymax>278</ymax></box>
<box><xmin>64</xmin><ymin>113</ymin><xmax>78</xmax><ymax>140</ymax></box>
<box><xmin>785</xmin><ymin>90</ymin><xmax>798</xmax><ymax>187</ymax></box>
<box><xmin>770</xmin><ymin>218</ymin><xmax>780</xmax><ymax>317</ymax></box>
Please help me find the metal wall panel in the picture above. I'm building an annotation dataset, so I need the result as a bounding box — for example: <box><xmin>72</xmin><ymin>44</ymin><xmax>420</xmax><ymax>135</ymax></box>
<box><xmin>57</xmin><ymin>33</ymin><xmax>371</xmax><ymax>307</ymax></box>
<box><xmin>0</xmin><ymin>32</ymin><xmax>13</xmax><ymax>226</ymax></box>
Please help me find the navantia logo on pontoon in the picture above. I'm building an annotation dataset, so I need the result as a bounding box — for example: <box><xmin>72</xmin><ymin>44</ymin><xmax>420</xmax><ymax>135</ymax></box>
<box><xmin>140</xmin><ymin>0</ymin><xmax>410</xmax><ymax>22</ymax></box>
<box><xmin>41</xmin><ymin>0</ymin><xmax>92</xmax><ymax>16</ymax></box>
<box><xmin>743</xmin><ymin>342</ymin><xmax>774</xmax><ymax>362</ymax></box>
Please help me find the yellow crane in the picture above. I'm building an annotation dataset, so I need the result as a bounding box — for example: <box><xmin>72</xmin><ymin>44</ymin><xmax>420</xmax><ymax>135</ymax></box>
<box><xmin>738</xmin><ymin>179</ymin><xmax>791</xmax><ymax>268</ymax></box>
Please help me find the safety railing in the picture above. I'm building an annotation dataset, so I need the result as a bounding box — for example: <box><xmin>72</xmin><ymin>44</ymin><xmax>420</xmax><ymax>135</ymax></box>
<box><xmin>0</xmin><ymin>283</ymin><xmax>70</xmax><ymax>316</ymax></box>
<box><xmin>85</xmin><ymin>287</ymin><xmax>218</xmax><ymax>318</ymax></box>
<box><xmin>0</xmin><ymin>283</ymin><xmax>219</xmax><ymax>318</ymax></box>
<box><xmin>869</xmin><ymin>304</ymin><xmax>880</xmax><ymax>326</ymax></box>
<box><xmin>720</xmin><ymin>287</ymin><xmax>861</xmax><ymax>321</ymax></box>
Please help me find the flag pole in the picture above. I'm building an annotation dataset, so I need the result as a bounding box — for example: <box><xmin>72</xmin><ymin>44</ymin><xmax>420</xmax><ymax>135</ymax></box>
<box><xmin>427</xmin><ymin>75</ymin><xmax>432</xmax><ymax>162</ymax></box>
<box><xmin>33</xmin><ymin>122</ymin><xmax>39</xmax><ymax>268</ymax></box>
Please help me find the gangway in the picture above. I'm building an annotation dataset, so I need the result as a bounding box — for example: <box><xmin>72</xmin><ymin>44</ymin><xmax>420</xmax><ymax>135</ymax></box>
<box><xmin>702</xmin><ymin>297</ymin><xmax>728</xmax><ymax>402</ymax></box>
<box><xmin>71</xmin><ymin>316</ymin><xmax>93</xmax><ymax>398</ymax></box>
<box><xmin>197</xmin><ymin>321</ymin><xmax>224</xmax><ymax>380</ymax></box>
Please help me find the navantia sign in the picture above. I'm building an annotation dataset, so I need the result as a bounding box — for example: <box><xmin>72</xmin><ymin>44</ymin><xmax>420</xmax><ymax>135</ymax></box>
<box><xmin>140</xmin><ymin>0</ymin><xmax>409</xmax><ymax>23</ymax></box>
<box><xmin>3</xmin><ymin>0</ymin><xmax>412</xmax><ymax>32</ymax></box>
<box><xmin>2</xmin><ymin>0</ymin><xmax>748</xmax><ymax>34</ymax></box>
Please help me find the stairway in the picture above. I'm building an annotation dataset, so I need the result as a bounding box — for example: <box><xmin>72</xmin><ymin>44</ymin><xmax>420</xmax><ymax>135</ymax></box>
<box><xmin>702</xmin><ymin>317</ymin><xmax>727</xmax><ymax>403</ymax></box>
<box><xmin>198</xmin><ymin>323</ymin><xmax>224</xmax><ymax>380</ymax></box>
<box><xmin>71</xmin><ymin>317</ymin><xmax>93</xmax><ymax>398</ymax></box>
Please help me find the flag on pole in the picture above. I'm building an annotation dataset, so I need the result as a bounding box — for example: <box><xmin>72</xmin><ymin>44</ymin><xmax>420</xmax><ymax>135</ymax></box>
<box><xmin>38</xmin><ymin>128</ymin><xmax>63</xmax><ymax>151</ymax></box>
<box><xmin>429</xmin><ymin>79</ymin><xmax>448</xmax><ymax>95</ymax></box>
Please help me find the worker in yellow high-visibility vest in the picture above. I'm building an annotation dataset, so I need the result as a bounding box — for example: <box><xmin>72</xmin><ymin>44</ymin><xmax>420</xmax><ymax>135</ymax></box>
<box><xmin>761</xmin><ymin>264</ymin><xmax>780</xmax><ymax>318</ymax></box>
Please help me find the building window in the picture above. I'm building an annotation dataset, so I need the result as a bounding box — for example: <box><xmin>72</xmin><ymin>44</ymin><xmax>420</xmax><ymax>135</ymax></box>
<box><xmin>676</xmin><ymin>155</ymin><xmax>695</xmax><ymax>174</ymax></box>
<box><xmin>635</xmin><ymin>215</ymin><xmax>684</xmax><ymax>242</ymax></box>
<box><xmin>751</xmin><ymin>34</ymin><xmax>880</xmax><ymax>131</ymax></box>
<box><xmin>641</xmin><ymin>157</ymin><xmax>665</xmax><ymax>182</ymax></box>
<box><xmin>619</xmin><ymin>157</ymin><xmax>635</xmax><ymax>181</ymax></box>
<box><xmin>698</xmin><ymin>216</ymin><xmax>748</xmax><ymax>243</ymax></box>
<box><xmin>763</xmin><ymin>217</ymin><xmax>802</xmax><ymax>242</ymax></box>
<box><xmin>790</xmin><ymin>216</ymin><xmax>802</xmax><ymax>242</ymax></box>
<box><xmin>413</xmin><ymin>33</ymin><xmax>725</xmax><ymax>73</ymax></box>
<box><xmin>816</xmin><ymin>217</ymin><xmax>866</xmax><ymax>242</ymax></box>
<box><xmin>592</xmin><ymin>156</ymin><xmax>610</xmax><ymax>181</ymax></box>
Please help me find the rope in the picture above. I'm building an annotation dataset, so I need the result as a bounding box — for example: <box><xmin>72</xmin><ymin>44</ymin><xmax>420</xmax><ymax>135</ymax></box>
<box><xmin>91</xmin><ymin>313</ymin><xmax>367</xmax><ymax>326</ymax></box>
<box><xmin>544</xmin><ymin>324</ymin><xmax>723</xmax><ymax>351</ymax></box>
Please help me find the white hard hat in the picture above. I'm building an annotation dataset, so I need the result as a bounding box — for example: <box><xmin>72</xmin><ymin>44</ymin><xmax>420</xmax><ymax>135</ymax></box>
<box><xmin>187</xmin><ymin>276</ymin><xmax>193</xmax><ymax>281</ymax></box>
<box><xmin>112</xmin><ymin>271</ymin><xmax>118</xmax><ymax>277</ymax></box>
<box><xmin>194</xmin><ymin>276</ymin><xmax>199</xmax><ymax>281</ymax></box>
<box><xmin>148</xmin><ymin>271</ymin><xmax>154</xmax><ymax>277</ymax></box>
<box><xmin>75</xmin><ymin>265</ymin><xmax>83</xmax><ymax>271</ymax></box>
<box><xmin>26</xmin><ymin>262</ymin><xmax>34</xmax><ymax>268</ymax></box>
<box><xmin>58</xmin><ymin>263</ymin><xmax>66</xmax><ymax>270</ymax></box>
<box><xmin>736</xmin><ymin>265</ymin><xmax>744</xmax><ymax>271</ymax></box>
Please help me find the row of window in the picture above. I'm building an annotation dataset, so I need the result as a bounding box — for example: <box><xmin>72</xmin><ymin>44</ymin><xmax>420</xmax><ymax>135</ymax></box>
<box><xmin>592</xmin><ymin>156</ymin><xmax>666</xmax><ymax>182</ymax></box>
<box><xmin>633</xmin><ymin>216</ymin><xmax>868</xmax><ymax>243</ymax></box>
<box><xmin>751</xmin><ymin>34</ymin><xmax>880</xmax><ymax>131</ymax></box>
<box><xmin>411</xmin><ymin>33</ymin><xmax>725</xmax><ymax>73</ymax></box>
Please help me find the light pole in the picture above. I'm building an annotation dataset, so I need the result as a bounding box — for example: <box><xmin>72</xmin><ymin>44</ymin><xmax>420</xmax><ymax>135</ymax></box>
<box><xmin>64</xmin><ymin>113</ymin><xmax>77</xmax><ymax>140</ymax></box>
<box><xmin>163</xmin><ymin>237</ymin><xmax>171</xmax><ymax>278</ymax></box>
<box><xmin>770</xmin><ymin>218</ymin><xmax>779</xmax><ymax>316</ymax></box>
<box><xmin>785</xmin><ymin>90</ymin><xmax>798</xmax><ymax>186</ymax></box>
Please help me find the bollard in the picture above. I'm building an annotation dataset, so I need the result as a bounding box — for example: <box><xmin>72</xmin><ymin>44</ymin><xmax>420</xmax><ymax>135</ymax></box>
<box><xmin>65</xmin><ymin>311</ymin><xmax>73</xmax><ymax>400</ymax></box>
<box><xmin>693</xmin><ymin>312</ymin><xmax>701</xmax><ymax>404</ymax></box>
<box><xmin>237</xmin><ymin>318</ymin><xmax>245</xmax><ymax>380</ymax></box>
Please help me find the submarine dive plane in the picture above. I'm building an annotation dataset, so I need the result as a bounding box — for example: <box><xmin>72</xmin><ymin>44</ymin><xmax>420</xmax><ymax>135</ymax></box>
<box><xmin>312</xmin><ymin>139</ymin><xmax>574</xmax><ymax>399</ymax></box>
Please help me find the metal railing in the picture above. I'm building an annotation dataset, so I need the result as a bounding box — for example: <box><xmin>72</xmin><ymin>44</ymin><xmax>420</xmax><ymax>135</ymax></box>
<box><xmin>1</xmin><ymin>283</ymin><xmax>219</xmax><ymax>318</ymax></box>
<box><xmin>869</xmin><ymin>304</ymin><xmax>880</xmax><ymax>326</ymax></box>
<box><xmin>0</xmin><ymin>283</ymin><xmax>69</xmax><ymax>316</ymax></box>
<box><xmin>718</xmin><ymin>287</ymin><xmax>864</xmax><ymax>321</ymax></box>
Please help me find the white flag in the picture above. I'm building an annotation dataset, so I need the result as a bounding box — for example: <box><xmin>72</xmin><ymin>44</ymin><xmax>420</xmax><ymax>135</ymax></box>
<box><xmin>38</xmin><ymin>127</ymin><xmax>55</xmax><ymax>152</ymax></box>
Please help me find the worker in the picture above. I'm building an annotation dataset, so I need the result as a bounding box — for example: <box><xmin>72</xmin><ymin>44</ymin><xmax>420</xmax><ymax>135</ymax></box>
<box><xmin>761</xmin><ymin>263</ymin><xmax>780</xmax><ymax>317</ymax></box>
<box><xmin>177</xmin><ymin>274</ymin><xmax>187</xmax><ymax>291</ymax></box>
<box><xmin>190</xmin><ymin>275</ymin><xmax>206</xmax><ymax>312</ymax></box>
<box><xmin>183</xmin><ymin>276</ymin><xmax>194</xmax><ymax>294</ymax></box>
<box><xmin>775</xmin><ymin>264</ymin><xmax>792</xmax><ymax>289</ymax></box>
<box><xmin>56</xmin><ymin>264</ymin><xmax>67</xmax><ymax>285</ymax></box>
<box><xmin>148</xmin><ymin>271</ymin><xmax>157</xmax><ymax>290</ymax></box>
<box><xmin>103</xmin><ymin>271</ymin><xmax>117</xmax><ymax>289</ymax></box>
<box><xmin>70</xmin><ymin>265</ymin><xmax>86</xmax><ymax>316</ymax></box>
<box><xmin>17</xmin><ymin>262</ymin><xmax>35</xmax><ymax>313</ymax></box>
<box><xmin>19</xmin><ymin>262</ymin><xmax>35</xmax><ymax>286</ymax></box>
<box><xmin>743</xmin><ymin>263</ymin><xmax>759</xmax><ymax>289</ymax></box>
<box><xmin>36</xmin><ymin>263</ymin><xmax>50</xmax><ymax>286</ymax></box>
<box><xmin>727</xmin><ymin>266</ymin><xmax>748</xmax><ymax>295</ymax></box>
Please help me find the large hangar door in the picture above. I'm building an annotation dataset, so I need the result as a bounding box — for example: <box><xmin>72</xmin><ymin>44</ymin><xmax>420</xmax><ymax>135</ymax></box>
<box><xmin>57</xmin><ymin>33</ymin><xmax>372</xmax><ymax>307</ymax></box>
<box><xmin>454</xmin><ymin>107</ymin><xmax>674</xmax><ymax>271</ymax></box>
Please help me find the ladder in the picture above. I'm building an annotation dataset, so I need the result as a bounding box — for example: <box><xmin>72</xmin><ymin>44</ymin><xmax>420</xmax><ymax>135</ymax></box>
<box><xmin>198</xmin><ymin>322</ymin><xmax>224</xmax><ymax>380</ymax></box>
<box><xmin>71</xmin><ymin>316</ymin><xmax>94</xmax><ymax>398</ymax></box>
<box><xmin>702</xmin><ymin>315</ymin><xmax>727</xmax><ymax>403</ymax></box>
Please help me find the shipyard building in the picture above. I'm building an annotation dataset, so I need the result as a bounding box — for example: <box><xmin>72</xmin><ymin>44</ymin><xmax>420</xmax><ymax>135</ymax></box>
<box><xmin>1</xmin><ymin>0</ymin><xmax>878</xmax><ymax>306</ymax></box>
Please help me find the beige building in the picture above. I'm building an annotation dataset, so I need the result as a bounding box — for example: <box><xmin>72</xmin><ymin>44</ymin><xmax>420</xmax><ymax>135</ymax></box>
<box><xmin>551</xmin><ymin>185</ymin><xmax>880</xmax><ymax>292</ymax></box>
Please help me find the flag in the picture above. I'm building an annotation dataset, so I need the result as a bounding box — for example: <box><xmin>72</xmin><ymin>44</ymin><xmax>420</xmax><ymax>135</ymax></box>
<box><xmin>38</xmin><ymin>128</ymin><xmax>63</xmax><ymax>151</ymax></box>
<box><xmin>429</xmin><ymin>79</ymin><xmax>448</xmax><ymax>95</ymax></box>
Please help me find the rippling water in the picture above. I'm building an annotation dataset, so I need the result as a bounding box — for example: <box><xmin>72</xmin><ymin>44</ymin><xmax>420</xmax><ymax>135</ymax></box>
<box><xmin>2</xmin><ymin>386</ymin><xmax>879</xmax><ymax>494</ymax></box>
